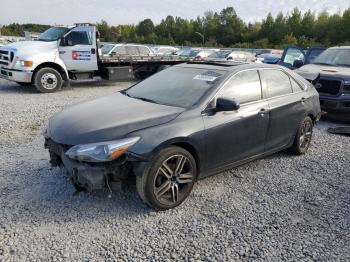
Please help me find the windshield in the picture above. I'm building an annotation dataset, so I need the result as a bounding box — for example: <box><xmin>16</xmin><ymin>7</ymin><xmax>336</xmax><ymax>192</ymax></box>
<box><xmin>313</xmin><ymin>48</ymin><xmax>350</xmax><ymax>67</ymax></box>
<box><xmin>101</xmin><ymin>44</ymin><xmax>115</xmax><ymax>55</ymax></box>
<box><xmin>37</xmin><ymin>27</ymin><xmax>69</xmax><ymax>41</ymax></box>
<box><xmin>124</xmin><ymin>66</ymin><xmax>226</xmax><ymax>108</ymax></box>
<box><xmin>208</xmin><ymin>50</ymin><xmax>231</xmax><ymax>58</ymax></box>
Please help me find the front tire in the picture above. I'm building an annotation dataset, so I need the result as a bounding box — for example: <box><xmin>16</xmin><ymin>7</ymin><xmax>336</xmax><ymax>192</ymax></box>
<box><xmin>290</xmin><ymin>116</ymin><xmax>313</xmax><ymax>155</ymax></box>
<box><xmin>136</xmin><ymin>146</ymin><xmax>197</xmax><ymax>210</ymax></box>
<box><xmin>34</xmin><ymin>67</ymin><xmax>63</xmax><ymax>93</ymax></box>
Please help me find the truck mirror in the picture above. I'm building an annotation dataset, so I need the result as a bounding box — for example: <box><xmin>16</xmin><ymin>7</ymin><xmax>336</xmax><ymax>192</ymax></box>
<box><xmin>293</xmin><ymin>59</ymin><xmax>304</xmax><ymax>69</ymax></box>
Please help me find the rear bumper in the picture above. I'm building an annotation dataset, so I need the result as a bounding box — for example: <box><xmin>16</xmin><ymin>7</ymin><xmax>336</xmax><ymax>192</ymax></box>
<box><xmin>0</xmin><ymin>66</ymin><xmax>32</xmax><ymax>83</ymax></box>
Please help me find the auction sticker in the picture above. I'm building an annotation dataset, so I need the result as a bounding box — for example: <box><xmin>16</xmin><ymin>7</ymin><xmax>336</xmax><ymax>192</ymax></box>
<box><xmin>194</xmin><ymin>71</ymin><xmax>222</xmax><ymax>82</ymax></box>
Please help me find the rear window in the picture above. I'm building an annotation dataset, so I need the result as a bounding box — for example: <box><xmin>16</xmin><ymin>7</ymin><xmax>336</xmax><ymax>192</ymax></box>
<box><xmin>260</xmin><ymin>69</ymin><xmax>293</xmax><ymax>98</ymax></box>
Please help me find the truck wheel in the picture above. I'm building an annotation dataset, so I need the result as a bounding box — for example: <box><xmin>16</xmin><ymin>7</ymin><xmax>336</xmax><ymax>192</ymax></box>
<box><xmin>34</xmin><ymin>68</ymin><xmax>63</xmax><ymax>93</ymax></box>
<box><xmin>136</xmin><ymin>146</ymin><xmax>196</xmax><ymax>210</ymax></box>
<box><xmin>290</xmin><ymin>116</ymin><xmax>313</xmax><ymax>155</ymax></box>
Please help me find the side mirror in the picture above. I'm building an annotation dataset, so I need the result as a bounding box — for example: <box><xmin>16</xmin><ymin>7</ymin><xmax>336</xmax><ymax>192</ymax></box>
<box><xmin>216</xmin><ymin>97</ymin><xmax>240</xmax><ymax>112</ymax></box>
<box><xmin>59</xmin><ymin>37</ymin><xmax>66</xmax><ymax>46</ymax></box>
<box><xmin>293</xmin><ymin>59</ymin><xmax>304</xmax><ymax>69</ymax></box>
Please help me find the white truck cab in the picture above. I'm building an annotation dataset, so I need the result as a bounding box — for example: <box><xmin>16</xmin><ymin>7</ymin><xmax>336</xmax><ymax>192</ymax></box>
<box><xmin>0</xmin><ymin>24</ymin><xmax>98</xmax><ymax>92</ymax></box>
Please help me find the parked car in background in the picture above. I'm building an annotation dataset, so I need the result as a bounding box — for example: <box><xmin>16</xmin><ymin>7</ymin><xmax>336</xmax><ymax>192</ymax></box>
<box><xmin>256</xmin><ymin>53</ymin><xmax>282</xmax><ymax>64</ymax></box>
<box><xmin>101</xmin><ymin>43</ymin><xmax>154</xmax><ymax>57</ymax></box>
<box><xmin>179</xmin><ymin>49</ymin><xmax>217</xmax><ymax>60</ymax></box>
<box><xmin>227</xmin><ymin>51</ymin><xmax>256</xmax><ymax>62</ymax></box>
<box><xmin>204</xmin><ymin>49</ymin><xmax>233</xmax><ymax>61</ymax></box>
<box><xmin>153</xmin><ymin>46</ymin><xmax>179</xmax><ymax>55</ymax></box>
<box><xmin>44</xmin><ymin>62</ymin><xmax>321</xmax><ymax>210</ymax></box>
<box><xmin>205</xmin><ymin>50</ymin><xmax>256</xmax><ymax>62</ymax></box>
<box><xmin>295</xmin><ymin>46</ymin><xmax>350</xmax><ymax>121</ymax></box>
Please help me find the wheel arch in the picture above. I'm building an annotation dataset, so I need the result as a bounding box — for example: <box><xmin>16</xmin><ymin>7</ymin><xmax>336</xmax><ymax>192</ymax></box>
<box><xmin>32</xmin><ymin>62</ymin><xmax>69</xmax><ymax>83</ymax></box>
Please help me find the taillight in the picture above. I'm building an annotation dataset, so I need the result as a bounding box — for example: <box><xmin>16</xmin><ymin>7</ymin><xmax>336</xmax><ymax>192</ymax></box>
<box><xmin>194</xmin><ymin>56</ymin><xmax>201</xmax><ymax>61</ymax></box>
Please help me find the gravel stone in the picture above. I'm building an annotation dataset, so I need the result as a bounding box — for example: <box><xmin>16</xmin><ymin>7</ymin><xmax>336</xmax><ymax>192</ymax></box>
<box><xmin>0</xmin><ymin>79</ymin><xmax>349</xmax><ymax>261</ymax></box>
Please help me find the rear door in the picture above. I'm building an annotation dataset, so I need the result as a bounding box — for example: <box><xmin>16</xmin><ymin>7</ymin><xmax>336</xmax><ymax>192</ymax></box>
<box><xmin>260</xmin><ymin>69</ymin><xmax>307</xmax><ymax>152</ymax></box>
<box><xmin>203</xmin><ymin>69</ymin><xmax>270</xmax><ymax>171</ymax></box>
<box><xmin>279</xmin><ymin>46</ymin><xmax>306</xmax><ymax>69</ymax></box>
<box><xmin>58</xmin><ymin>26</ymin><xmax>98</xmax><ymax>72</ymax></box>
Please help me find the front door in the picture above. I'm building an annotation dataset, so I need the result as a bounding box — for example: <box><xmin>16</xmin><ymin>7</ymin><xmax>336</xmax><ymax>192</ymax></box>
<box><xmin>58</xmin><ymin>26</ymin><xmax>98</xmax><ymax>72</ymax></box>
<box><xmin>203</xmin><ymin>69</ymin><xmax>270</xmax><ymax>173</ymax></box>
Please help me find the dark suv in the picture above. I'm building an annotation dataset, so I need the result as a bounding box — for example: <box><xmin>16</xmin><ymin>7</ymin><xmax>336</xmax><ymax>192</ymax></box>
<box><xmin>44</xmin><ymin>62</ymin><xmax>321</xmax><ymax>210</ymax></box>
<box><xmin>281</xmin><ymin>46</ymin><xmax>350</xmax><ymax>121</ymax></box>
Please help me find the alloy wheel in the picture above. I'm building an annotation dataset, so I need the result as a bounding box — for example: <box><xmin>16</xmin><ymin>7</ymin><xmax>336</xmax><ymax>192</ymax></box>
<box><xmin>153</xmin><ymin>154</ymin><xmax>194</xmax><ymax>205</ymax></box>
<box><xmin>299</xmin><ymin>121</ymin><xmax>312</xmax><ymax>150</ymax></box>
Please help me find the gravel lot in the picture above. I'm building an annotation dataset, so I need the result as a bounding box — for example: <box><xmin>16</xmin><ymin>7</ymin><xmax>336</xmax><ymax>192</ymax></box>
<box><xmin>0</xmin><ymin>79</ymin><xmax>349</xmax><ymax>261</ymax></box>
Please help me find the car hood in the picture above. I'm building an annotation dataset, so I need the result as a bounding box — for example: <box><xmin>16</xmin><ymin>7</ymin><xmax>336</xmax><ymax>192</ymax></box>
<box><xmin>1</xmin><ymin>40</ymin><xmax>57</xmax><ymax>57</ymax></box>
<box><xmin>48</xmin><ymin>92</ymin><xmax>185</xmax><ymax>145</ymax></box>
<box><xmin>296</xmin><ymin>64</ymin><xmax>350</xmax><ymax>80</ymax></box>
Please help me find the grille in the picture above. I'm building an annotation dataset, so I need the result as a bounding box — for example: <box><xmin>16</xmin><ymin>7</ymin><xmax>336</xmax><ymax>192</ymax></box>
<box><xmin>0</xmin><ymin>49</ymin><xmax>10</xmax><ymax>66</ymax></box>
<box><xmin>316</xmin><ymin>79</ymin><xmax>342</xmax><ymax>95</ymax></box>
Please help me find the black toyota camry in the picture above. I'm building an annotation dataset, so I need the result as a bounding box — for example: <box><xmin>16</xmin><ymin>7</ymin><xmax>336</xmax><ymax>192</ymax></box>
<box><xmin>44</xmin><ymin>62</ymin><xmax>321</xmax><ymax>210</ymax></box>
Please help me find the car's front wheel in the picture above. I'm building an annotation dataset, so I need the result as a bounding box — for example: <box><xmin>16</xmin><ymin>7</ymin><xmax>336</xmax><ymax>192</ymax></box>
<box><xmin>136</xmin><ymin>146</ymin><xmax>196</xmax><ymax>210</ymax></box>
<box><xmin>290</xmin><ymin>116</ymin><xmax>313</xmax><ymax>155</ymax></box>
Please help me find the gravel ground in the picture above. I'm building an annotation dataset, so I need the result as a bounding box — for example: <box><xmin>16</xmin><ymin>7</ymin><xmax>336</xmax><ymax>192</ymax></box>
<box><xmin>0</xmin><ymin>79</ymin><xmax>349</xmax><ymax>261</ymax></box>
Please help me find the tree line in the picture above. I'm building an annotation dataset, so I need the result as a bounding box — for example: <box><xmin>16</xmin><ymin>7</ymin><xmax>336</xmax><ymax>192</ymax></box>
<box><xmin>1</xmin><ymin>7</ymin><xmax>350</xmax><ymax>48</ymax></box>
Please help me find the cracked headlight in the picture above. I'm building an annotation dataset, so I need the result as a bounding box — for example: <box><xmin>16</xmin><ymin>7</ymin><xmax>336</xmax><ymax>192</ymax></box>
<box><xmin>65</xmin><ymin>137</ymin><xmax>140</xmax><ymax>163</ymax></box>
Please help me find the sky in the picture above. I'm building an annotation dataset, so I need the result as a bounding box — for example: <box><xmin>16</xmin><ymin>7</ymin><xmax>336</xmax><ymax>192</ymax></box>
<box><xmin>0</xmin><ymin>0</ymin><xmax>349</xmax><ymax>26</ymax></box>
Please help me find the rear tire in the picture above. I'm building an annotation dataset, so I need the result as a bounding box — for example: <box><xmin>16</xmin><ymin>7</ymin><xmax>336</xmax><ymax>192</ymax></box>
<box><xmin>136</xmin><ymin>146</ymin><xmax>196</xmax><ymax>210</ymax></box>
<box><xmin>34</xmin><ymin>67</ymin><xmax>63</xmax><ymax>93</ymax></box>
<box><xmin>290</xmin><ymin>116</ymin><xmax>313</xmax><ymax>155</ymax></box>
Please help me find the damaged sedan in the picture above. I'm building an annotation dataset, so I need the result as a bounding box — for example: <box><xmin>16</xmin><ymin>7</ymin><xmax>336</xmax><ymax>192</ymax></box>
<box><xmin>44</xmin><ymin>62</ymin><xmax>321</xmax><ymax>210</ymax></box>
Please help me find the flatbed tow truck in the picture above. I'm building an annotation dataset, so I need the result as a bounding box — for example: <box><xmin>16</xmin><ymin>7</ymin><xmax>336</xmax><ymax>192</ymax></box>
<box><xmin>0</xmin><ymin>23</ymin><xmax>189</xmax><ymax>93</ymax></box>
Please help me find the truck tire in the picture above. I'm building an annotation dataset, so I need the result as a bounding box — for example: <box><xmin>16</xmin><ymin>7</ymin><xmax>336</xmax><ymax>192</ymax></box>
<box><xmin>34</xmin><ymin>67</ymin><xmax>63</xmax><ymax>93</ymax></box>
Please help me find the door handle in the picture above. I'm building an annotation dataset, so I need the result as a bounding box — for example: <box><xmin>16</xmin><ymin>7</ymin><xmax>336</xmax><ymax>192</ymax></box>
<box><xmin>59</xmin><ymin>51</ymin><xmax>66</xmax><ymax>54</ymax></box>
<box><xmin>258</xmin><ymin>108</ymin><xmax>269</xmax><ymax>116</ymax></box>
<box><xmin>300</xmin><ymin>97</ymin><xmax>306</xmax><ymax>103</ymax></box>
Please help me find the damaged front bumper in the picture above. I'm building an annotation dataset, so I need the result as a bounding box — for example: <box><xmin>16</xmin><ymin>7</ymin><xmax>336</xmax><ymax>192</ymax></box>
<box><xmin>45</xmin><ymin>138</ymin><xmax>137</xmax><ymax>192</ymax></box>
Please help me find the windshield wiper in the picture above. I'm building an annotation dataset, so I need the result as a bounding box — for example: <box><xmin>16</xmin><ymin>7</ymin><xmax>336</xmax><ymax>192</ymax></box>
<box><xmin>133</xmin><ymin>96</ymin><xmax>158</xmax><ymax>104</ymax></box>
<box><xmin>313</xmin><ymin>62</ymin><xmax>335</xmax><ymax>66</ymax></box>
<box><xmin>335</xmin><ymin>64</ymin><xmax>350</xmax><ymax>67</ymax></box>
<box><xmin>121</xmin><ymin>91</ymin><xmax>158</xmax><ymax>104</ymax></box>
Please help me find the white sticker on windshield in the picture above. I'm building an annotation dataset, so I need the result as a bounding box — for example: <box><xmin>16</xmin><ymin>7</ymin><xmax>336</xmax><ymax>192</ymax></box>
<box><xmin>193</xmin><ymin>75</ymin><xmax>218</xmax><ymax>82</ymax></box>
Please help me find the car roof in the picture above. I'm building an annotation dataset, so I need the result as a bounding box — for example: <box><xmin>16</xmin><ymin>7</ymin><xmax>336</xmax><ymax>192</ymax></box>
<box><xmin>176</xmin><ymin>61</ymin><xmax>286</xmax><ymax>72</ymax></box>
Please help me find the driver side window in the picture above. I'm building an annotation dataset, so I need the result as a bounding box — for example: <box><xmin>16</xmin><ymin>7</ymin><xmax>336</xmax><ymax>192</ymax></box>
<box><xmin>218</xmin><ymin>70</ymin><xmax>262</xmax><ymax>104</ymax></box>
<box><xmin>65</xmin><ymin>31</ymin><xmax>92</xmax><ymax>46</ymax></box>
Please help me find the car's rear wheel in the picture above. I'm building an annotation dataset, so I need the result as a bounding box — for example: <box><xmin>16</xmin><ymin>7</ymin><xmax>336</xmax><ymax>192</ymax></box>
<box><xmin>290</xmin><ymin>116</ymin><xmax>313</xmax><ymax>155</ymax></box>
<box><xmin>136</xmin><ymin>146</ymin><xmax>196</xmax><ymax>210</ymax></box>
<box><xmin>34</xmin><ymin>67</ymin><xmax>63</xmax><ymax>93</ymax></box>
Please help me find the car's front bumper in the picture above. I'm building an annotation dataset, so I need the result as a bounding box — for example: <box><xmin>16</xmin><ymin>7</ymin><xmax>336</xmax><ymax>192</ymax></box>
<box><xmin>0</xmin><ymin>66</ymin><xmax>32</xmax><ymax>83</ymax></box>
<box><xmin>45</xmin><ymin>139</ymin><xmax>133</xmax><ymax>191</ymax></box>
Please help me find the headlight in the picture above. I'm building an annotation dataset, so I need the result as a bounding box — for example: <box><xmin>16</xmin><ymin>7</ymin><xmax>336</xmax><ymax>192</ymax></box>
<box><xmin>65</xmin><ymin>137</ymin><xmax>140</xmax><ymax>163</ymax></box>
<box><xmin>17</xmin><ymin>60</ymin><xmax>33</xmax><ymax>67</ymax></box>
